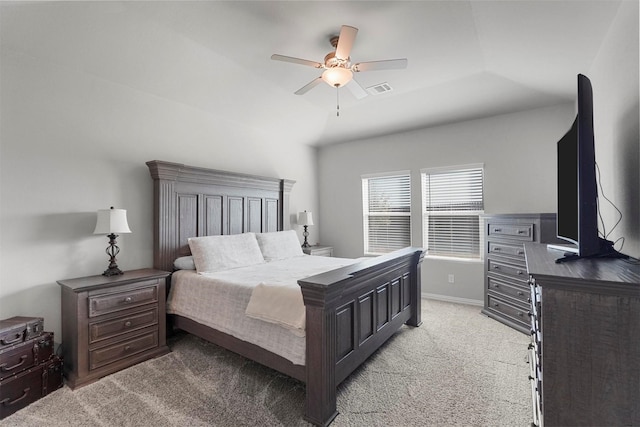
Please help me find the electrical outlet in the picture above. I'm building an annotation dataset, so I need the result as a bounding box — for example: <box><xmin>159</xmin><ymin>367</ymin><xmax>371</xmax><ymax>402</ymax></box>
<box><xmin>448</xmin><ymin>274</ymin><xmax>455</xmax><ymax>284</ymax></box>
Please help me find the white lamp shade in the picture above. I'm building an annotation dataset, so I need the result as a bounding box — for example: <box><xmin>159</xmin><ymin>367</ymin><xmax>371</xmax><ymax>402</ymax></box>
<box><xmin>298</xmin><ymin>211</ymin><xmax>314</xmax><ymax>226</ymax></box>
<box><xmin>93</xmin><ymin>208</ymin><xmax>132</xmax><ymax>234</ymax></box>
<box><xmin>322</xmin><ymin>67</ymin><xmax>353</xmax><ymax>87</ymax></box>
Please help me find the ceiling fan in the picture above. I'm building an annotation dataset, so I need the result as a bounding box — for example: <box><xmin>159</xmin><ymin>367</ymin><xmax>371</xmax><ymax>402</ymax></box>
<box><xmin>271</xmin><ymin>25</ymin><xmax>408</xmax><ymax>101</ymax></box>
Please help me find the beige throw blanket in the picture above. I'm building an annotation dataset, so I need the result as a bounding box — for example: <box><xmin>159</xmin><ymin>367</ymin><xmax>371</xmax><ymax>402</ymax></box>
<box><xmin>243</xmin><ymin>255</ymin><xmax>359</xmax><ymax>337</ymax></box>
<box><xmin>245</xmin><ymin>282</ymin><xmax>306</xmax><ymax>336</ymax></box>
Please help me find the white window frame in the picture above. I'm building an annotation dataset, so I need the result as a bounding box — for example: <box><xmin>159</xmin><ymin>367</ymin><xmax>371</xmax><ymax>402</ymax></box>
<box><xmin>362</xmin><ymin>171</ymin><xmax>412</xmax><ymax>256</ymax></box>
<box><xmin>421</xmin><ymin>164</ymin><xmax>484</xmax><ymax>261</ymax></box>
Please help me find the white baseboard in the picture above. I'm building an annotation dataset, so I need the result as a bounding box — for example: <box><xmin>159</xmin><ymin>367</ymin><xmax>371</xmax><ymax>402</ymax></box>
<box><xmin>422</xmin><ymin>293</ymin><xmax>483</xmax><ymax>307</ymax></box>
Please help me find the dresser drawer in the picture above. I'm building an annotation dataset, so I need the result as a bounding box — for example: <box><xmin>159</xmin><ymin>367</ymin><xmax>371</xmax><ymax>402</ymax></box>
<box><xmin>89</xmin><ymin>308</ymin><xmax>158</xmax><ymax>344</ymax></box>
<box><xmin>487</xmin><ymin>276</ymin><xmax>528</xmax><ymax>304</ymax></box>
<box><xmin>88</xmin><ymin>282</ymin><xmax>158</xmax><ymax>317</ymax></box>
<box><xmin>487</xmin><ymin>294</ymin><xmax>529</xmax><ymax>325</ymax></box>
<box><xmin>488</xmin><ymin>241</ymin><xmax>526</xmax><ymax>260</ymax></box>
<box><xmin>488</xmin><ymin>259</ymin><xmax>528</xmax><ymax>282</ymax></box>
<box><xmin>487</xmin><ymin>222</ymin><xmax>534</xmax><ymax>241</ymax></box>
<box><xmin>89</xmin><ymin>330</ymin><xmax>158</xmax><ymax>370</ymax></box>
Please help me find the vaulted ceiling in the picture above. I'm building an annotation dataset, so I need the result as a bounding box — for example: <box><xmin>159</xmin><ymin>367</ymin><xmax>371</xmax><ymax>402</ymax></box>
<box><xmin>1</xmin><ymin>1</ymin><xmax>626</xmax><ymax>146</ymax></box>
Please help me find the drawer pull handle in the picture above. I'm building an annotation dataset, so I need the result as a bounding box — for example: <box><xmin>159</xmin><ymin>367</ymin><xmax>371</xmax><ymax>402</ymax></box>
<box><xmin>493</xmin><ymin>302</ymin><xmax>499</xmax><ymax>307</ymax></box>
<box><xmin>0</xmin><ymin>333</ymin><xmax>23</xmax><ymax>346</ymax></box>
<box><xmin>517</xmin><ymin>250</ymin><xmax>524</xmax><ymax>255</ymax></box>
<box><xmin>124</xmin><ymin>345</ymin><xmax>131</xmax><ymax>352</ymax></box>
<box><xmin>517</xmin><ymin>270</ymin><xmax>523</xmax><ymax>275</ymax></box>
<box><xmin>124</xmin><ymin>297</ymin><xmax>133</xmax><ymax>303</ymax></box>
<box><xmin>493</xmin><ymin>283</ymin><xmax>499</xmax><ymax>288</ymax></box>
<box><xmin>0</xmin><ymin>355</ymin><xmax>27</xmax><ymax>372</ymax></box>
<box><xmin>493</xmin><ymin>228</ymin><xmax>502</xmax><ymax>232</ymax></box>
<box><xmin>493</xmin><ymin>247</ymin><xmax>501</xmax><ymax>251</ymax></box>
<box><xmin>517</xmin><ymin>291</ymin><xmax>524</xmax><ymax>296</ymax></box>
<box><xmin>1</xmin><ymin>388</ymin><xmax>30</xmax><ymax>406</ymax></box>
<box><xmin>518</xmin><ymin>312</ymin><xmax>524</xmax><ymax>317</ymax></box>
<box><xmin>493</xmin><ymin>265</ymin><xmax>500</xmax><ymax>270</ymax></box>
<box><xmin>124</xmin><ymin>321</ymin><xmax>132</xmax><ymax>328</ymax></box>
<box><xmin>518</xmin><ymin>229</ymin><xmax>526</xmax><ymax>234</ymax></box>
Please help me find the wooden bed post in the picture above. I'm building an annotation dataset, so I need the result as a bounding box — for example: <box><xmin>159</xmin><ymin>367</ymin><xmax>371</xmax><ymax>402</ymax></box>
<box><xmin>301</xmin><ymin>286</ymin><xmax>340</xmax><ymax>426</ymax></box>
<box><xmin>407</xmin><ymin>250</ymin><xmax>425</xmax><ymax>327</ymax></box>
<box><xmin>280</xmin><ymin>179</ymin><xmax>295</xmax><ymax>231</ymax></box>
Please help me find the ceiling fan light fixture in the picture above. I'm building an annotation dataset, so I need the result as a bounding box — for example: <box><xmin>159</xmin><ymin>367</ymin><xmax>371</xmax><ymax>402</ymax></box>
<box><xmin>321</xmin><ymin>67</ymin><xmax>353</xmax><ymax>88</ymax></box>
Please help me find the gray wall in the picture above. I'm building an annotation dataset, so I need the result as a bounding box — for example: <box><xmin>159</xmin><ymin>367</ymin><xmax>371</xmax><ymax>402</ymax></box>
<box><xmin>317</xmin><ymin>0</ymin><xmax>639</xmax><ymax>304</ymax></box>
<box><xmin>317</xmin><ymin>103</ymin><xmax>575</xmax><ymax>303</ymax></box>
<box><xmin>0</xmin><ymin>5</ymin><xmax>319</xmax><ymax>341</ymax></box>
<box><xmin>589</xmin><ymin>0</ymin><xmax>639</xmax><ymax>258</ymax></box>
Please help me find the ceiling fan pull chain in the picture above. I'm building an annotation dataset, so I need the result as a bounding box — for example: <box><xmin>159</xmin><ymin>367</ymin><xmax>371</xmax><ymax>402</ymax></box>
<box><xmin>336</xmin><ymin>84</ymin><xmax>340</xmax><ymax>117</ymax></box>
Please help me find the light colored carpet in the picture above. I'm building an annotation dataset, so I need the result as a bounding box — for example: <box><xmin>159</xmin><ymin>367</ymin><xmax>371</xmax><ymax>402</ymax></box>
<box><xmin>1</xmin><ymin>299</ymin><xmax>531</xmax><ymax>426</ymax></box>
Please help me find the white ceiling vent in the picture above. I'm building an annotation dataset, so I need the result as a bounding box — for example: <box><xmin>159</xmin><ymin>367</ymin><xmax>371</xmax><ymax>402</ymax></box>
<box><xmin>367</xmin><ymin>82</ymin><xmax>393</xmax><ymax>95</ymax></box>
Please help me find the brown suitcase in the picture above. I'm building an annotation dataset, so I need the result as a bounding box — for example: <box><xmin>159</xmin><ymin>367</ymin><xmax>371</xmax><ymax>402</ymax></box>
<box><xmin>0</xmin><ymin>332</ymin><xmax>54</xmax><ymax>381</ymax></box>
<box><xmin>0</xmin><ymin>317</ymin><xmax>45</xmax><ymax>348</ymax></box>
<box><xmin>0</xmin><ymin>355</ymin><xmax>63</xmax><ymax>420</ymax></box>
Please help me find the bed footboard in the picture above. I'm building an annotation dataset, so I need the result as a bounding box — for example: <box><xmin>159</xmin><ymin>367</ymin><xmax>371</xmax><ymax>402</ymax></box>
<box><xmin>299</xmin><ymin>247</ymin><xmax>424</xmax><ymax>426</ymax></box>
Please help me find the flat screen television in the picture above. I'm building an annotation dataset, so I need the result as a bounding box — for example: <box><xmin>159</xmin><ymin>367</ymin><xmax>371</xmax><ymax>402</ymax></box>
<box><xmin>553</xmin><ymin>74</ymin><xmax>624</xmax><ymax>262</ymax></box>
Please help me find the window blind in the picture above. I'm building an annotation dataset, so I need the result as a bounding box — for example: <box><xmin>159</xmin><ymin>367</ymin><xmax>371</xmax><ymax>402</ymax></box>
<box><xmin>362</xmin><ymin>173</ymin><xmax>411</xmax><ymax>255</ymax></box>
<box><xmin>422</xmin><ymin>167</ymin><xmax>484</xmax><ymax>258</ymax></box>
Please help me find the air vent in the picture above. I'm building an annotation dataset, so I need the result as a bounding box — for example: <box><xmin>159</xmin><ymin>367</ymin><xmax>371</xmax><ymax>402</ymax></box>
<box><xmin>367</xmin><ymin>82</ymin><xmax>393</xmax><ymax>95</ymax></box>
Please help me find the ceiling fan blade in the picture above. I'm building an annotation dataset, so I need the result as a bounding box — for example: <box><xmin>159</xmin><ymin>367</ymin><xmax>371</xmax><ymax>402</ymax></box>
<box><xmin>335</xmin><ymin>25</ymin><xmax>358</xmax><ymax>60</ymax></box>
<box><xmin>294</xmin><ymin>77</ymin><xmax>324</xmax><ymax>95</ymax></box>
<box><xmin>346</xmin><ymin>79</ymin><xmax>368</xmax><ymax>100</ymax></box>
<box><xmin>352</xmin><ymin>58</ymin><xmax>408</xmax><ymax>72</ymax></box>
<box><xmin>271</xmin><ymin>54</ymin><xmax>323</xmax><ymax>68</ymax></box>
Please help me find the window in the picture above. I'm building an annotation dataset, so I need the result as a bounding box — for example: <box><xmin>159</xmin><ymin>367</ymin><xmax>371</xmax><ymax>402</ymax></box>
<box><xmin>421</xmin><ymin>165</ymin><xmax>484</xmax><ymax>259</ymax></box>
<box><xmin>362</xmin><ymin>172</ymin><xmax>411</xmax><ymax>255</ymax></box>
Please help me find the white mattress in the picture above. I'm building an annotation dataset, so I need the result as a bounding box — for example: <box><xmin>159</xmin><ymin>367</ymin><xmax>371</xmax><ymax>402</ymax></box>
<box><xmin>167</xmin><ymin>255</ymin><xmax>358</xmax><ymax>365</ymax></box>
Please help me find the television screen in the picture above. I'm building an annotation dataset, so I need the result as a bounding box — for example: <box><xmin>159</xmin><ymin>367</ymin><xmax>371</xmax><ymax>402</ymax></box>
<box><xmin>553</xmin><ymin>74</ymin><xmax>624</xmax><ymax>262</ymax></box>
<box><xmin>556</xmin><ymin>118</ymin><xmax>579</xmax><ymax>245</ymax></box>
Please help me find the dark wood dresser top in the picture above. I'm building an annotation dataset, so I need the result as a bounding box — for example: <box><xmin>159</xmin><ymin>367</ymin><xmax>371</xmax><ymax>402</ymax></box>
<box><xmin>57</xmin><ymin>268</ymin><xmax>170</xmax><ymax>292</ymax></box>
<box><xmin>524</xmin><ymin>243</ymin><xmax>640</xmax><ymax>295</ymax></box>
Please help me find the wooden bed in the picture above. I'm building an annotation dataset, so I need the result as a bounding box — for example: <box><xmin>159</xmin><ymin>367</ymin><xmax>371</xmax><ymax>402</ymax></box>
<box><xmin>147</xmin><ymin>160</ymin><xmax>424</xmax><ymax>426</ymax></box>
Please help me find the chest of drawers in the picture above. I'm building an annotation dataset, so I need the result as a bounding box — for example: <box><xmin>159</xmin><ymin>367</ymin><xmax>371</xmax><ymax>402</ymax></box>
<box><xmin>480</xmin><ymin>214</ymin><xmax>558</xmax><ymax>333</ymax></box>
<box><xmin>58</xmin><ymin>269</ymin><xmax>170</xmax><ymax>389</ymax></box>
<box><xmin>525</xmin><ymin>242</ymin><xmax>640</xmax><ymax>426</ymax></box>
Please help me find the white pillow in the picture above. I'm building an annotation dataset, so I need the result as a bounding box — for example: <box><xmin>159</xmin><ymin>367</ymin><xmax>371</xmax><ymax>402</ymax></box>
<box><xmin>255</xmin><ymin>230</ymin><xmax>304</xmax><ymax>261</ymax></box>
<box><xmin>188</xmin><ymin>233</ymin><xmax>265</xmax><ymax>274</ymax></box>
<box><xmin>173</xmin><ymin>256</ymin><xmax>196</xmax><ymax>270</ymax></box>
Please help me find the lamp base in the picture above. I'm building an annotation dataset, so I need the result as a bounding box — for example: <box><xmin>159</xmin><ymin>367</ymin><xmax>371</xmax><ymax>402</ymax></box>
<box><xmin>102</xmin><ymin>266</ymin><xmax>124</xmax><ymax>276</ymax></box>
<box><xmin>302</xmin><ymin>225</ymin><xmax>310</xmax><ymax>248</ymax></box>
<box><xmin>102</xmin><ymin>233</ymin><xmax>124</xmax><ymax>276</ymax></box>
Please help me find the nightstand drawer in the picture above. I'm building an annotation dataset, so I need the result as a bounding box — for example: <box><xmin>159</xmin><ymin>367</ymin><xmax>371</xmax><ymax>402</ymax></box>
<box><xmin>89</xmin><ymin>330</ymin><xmax>158</xmax><ymax>370</ymax></box>
<box><xmin>302</xmin><ymin>245</ymin><xmax>333</xmax><ymax>257</ymax></box>
<box><xmin>487</xmin><ymin>222</ymin><xmax>534</xmax><ymax>241</ymax></box>
<box><xmin>89</xmin><ymin>282</ymin><xmax>158</xmax><ymax>317</ymax></box>
<box><xmin>89</xmin><ymin>308</ymin><xmax>158</xmax><ymax>344</ymax></box>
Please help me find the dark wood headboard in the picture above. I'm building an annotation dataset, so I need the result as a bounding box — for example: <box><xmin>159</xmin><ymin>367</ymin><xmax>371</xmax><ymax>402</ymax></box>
<box><xmin>147</xmin><ymin>160</ymin><xmax>295</xmax><ymax>272</ymax></box>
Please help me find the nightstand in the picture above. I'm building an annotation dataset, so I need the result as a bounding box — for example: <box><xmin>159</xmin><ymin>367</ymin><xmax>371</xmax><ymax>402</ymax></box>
<box><xmin>57</xmin><ymin>268</ymin><xmax>170</xmax><ymax>389</ymax></box>
<box><xmin>302</xmin><ymin>245</ymin><xmax>334</xmax><ymax>257</ymax></box>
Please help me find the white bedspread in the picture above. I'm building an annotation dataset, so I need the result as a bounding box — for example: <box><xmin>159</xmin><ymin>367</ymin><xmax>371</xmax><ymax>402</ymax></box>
<box><xmin>167</xmin><ymin>255</ymin><xmax>358</xmax><ymax>365</ymax></box>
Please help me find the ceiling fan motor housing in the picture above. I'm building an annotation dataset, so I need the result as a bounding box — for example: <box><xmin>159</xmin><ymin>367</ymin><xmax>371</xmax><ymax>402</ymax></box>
<box><xmin>324</xmin><ymin>51</ymin><xmax>350</xmax><ymax>69</ymax></box>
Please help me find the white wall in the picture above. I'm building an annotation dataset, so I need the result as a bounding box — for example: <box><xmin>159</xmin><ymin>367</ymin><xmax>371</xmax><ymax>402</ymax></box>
<box><xmin>589</xmin><ymin>0</ymin><xmax>639</xmax><ymax>257</ymax></box>
<box><xmin>0</xmin><ymin>7</ymin><xmax>318</xmax><ymax>343</ymax></box>
<box><xmin>317</xmin><ymin>103</ymin><xmax>575</xmax><ymax>303</ymax></box>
